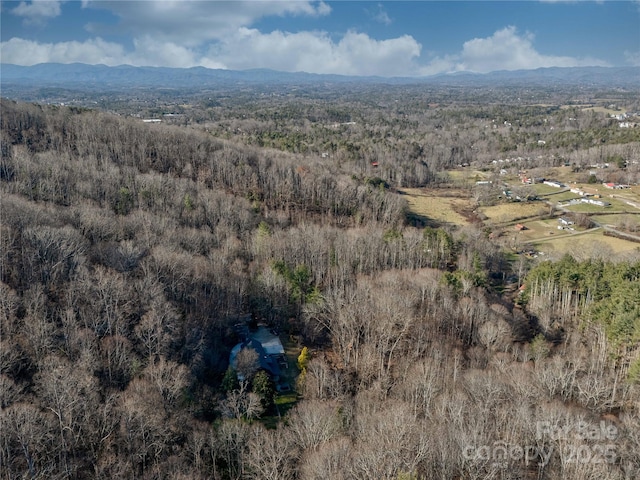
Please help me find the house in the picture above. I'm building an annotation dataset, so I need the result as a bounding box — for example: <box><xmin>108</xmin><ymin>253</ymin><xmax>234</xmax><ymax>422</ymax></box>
<box><xmin>514</xmin><ymin>224</ymin><xmax>526</xmax><ymax>231</ymax></box>
<box><xmin>543</xmin><ymin>180</ymin><xmax>564</xmax><ymax>188</ymax></box>
<box><xmin>229</xmin><ymin>325</ymin><xmax>286</xmax><ymax>382</ymax></box>
<box><xmin>251</xmin><ymin>326</ymin><xmax>285</xmax><ymax>357</ymax></box>
<box><xmin>581</xmin><ymin>198</ymin><xmax>611</xmax><ymax>207</ymax></box>
<box><xmin>558</xmin><ymin>217</ymin><xmax>574</xmax><ymax>226</ymax></box>
<box><xmin>603</xmin><ymin>182</ymin><xmax>629</xmax><ymax>190</ymax></box>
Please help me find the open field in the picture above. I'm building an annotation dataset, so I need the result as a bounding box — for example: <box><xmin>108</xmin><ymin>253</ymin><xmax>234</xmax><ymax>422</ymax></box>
<box><xmin>399</xmin><ymin>187</ymin><xmax>471</xmax><ymax>226</ymax></box>
<box><xmin>400</xmin><ymin>180</ymin><xmax>640</xmax><ymax>256</ymax></box>
<box><xmin>569</xmin><ymin>182</ymin><xmax>640</xmax><ymax>198</ymax></box>
<box><xmin>582</xmin><ymin>106</ymin><xmax>627</xmax><ymax>115</ymax></box>
<box><xmin>533</xmin><ymin>230</ymin><xmax>640</xmax><ymax>258</ymax></box>
<box><xmin>562</xmin><ymin>201</ymin><xmax>627</xmax><ymax>214</ymax></box>
<box><xmin>607</xmin><ymin>192</ymin><xmax>640</xmax><ymax>209</ymax></box>
<box><xmin>509</xmin><ymin>217</ymin><xmax>640</xmax><ymax>256</ymax></box>
<box><xmin>480</xmin><ymin>202</ymin><xmax>546</xmax><ymax>225</ymax></box>
<box><xmin>532</xmin><ymin>184</ymin><xmax>567</xmax><ymax>196</ymax></box>
<box><xmin>592</xmin><ymin>213</ymin><xmax>640</xmax><ymax>228</ymax></box>
<box><xmin>516</xmin><ymin>218</ymin><xmax>559</xmax><ymax>239</ymax></box>
<box><xmin>447</xmin><ymin>169</ymin><xmax>490</xmax><ymax>187</ymax></box>
<box><xmin>550</xmin><ymin>166</ymin><xmax>575</xmax><ymax>182</ymax></box>
<box><xmin>550</xmin><ymin>191</ymin><xmax>578</xmax><ymax>202</ymax></box>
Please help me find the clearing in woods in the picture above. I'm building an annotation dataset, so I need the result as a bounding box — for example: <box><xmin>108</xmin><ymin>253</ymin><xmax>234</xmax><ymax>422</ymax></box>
<box><xmin>398</xmin><ymin>187</ymin><xmax>471</xmax><ymax>226</ymax></box>
<box><xmin>479</xmin><ymin>202</ymin><xmax>547</xmax><ymax>225</ymax></box>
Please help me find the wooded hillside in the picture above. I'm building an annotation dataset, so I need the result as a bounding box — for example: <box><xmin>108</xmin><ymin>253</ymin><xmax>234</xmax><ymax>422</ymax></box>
<box><xmin>1</xmin><ymin>98</ymin><xmax>639</xmax><ymax>479</ymax></box>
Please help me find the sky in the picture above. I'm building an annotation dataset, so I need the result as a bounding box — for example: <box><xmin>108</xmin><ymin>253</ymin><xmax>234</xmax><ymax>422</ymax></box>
<box><xmin>1</xmin><ymin>1</ymin><xmax>639</xmax><ymax>77</ymax></box>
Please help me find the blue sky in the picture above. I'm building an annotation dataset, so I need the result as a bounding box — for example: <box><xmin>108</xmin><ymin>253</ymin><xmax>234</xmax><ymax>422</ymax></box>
<box><xmin>2</xmin><ymin>1</ymin><xmax>639</xmax><ymax>76</ymax></box>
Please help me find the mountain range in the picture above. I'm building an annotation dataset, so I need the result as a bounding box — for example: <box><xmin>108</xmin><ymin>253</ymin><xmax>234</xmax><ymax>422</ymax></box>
<box><xmin>2</xmin><ymin>63</ymin><xmax>639</xmax><ymax>90</ymax></box>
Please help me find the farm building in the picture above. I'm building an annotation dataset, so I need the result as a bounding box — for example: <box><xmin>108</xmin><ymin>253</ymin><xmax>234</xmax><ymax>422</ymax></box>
<box><xmin>582</xmin><ymin>198</ymin><xmax>611</xmax><ymax>207</ymax></box>
<box><xmin>602</xmin><ymin>183</ymin><xmax>629</xmax><ymax>190</ymax></box>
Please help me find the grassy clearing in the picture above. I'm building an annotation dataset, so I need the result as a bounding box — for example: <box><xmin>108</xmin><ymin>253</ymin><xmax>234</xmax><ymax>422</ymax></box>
<box><xmin>519</xmin><ymin>218</ymin><xmax>558</xmax><ymax>238</ymax></box>
<box><xmin>275</xmin><ymin>392</ymin><xmax>298</xmax><ymax>405</ymax></box>
<box><xmin>582</xmin><ymin>106</ymin><xmax>626</xmax><ymax>115</ymax></box>
<box><xmin>563</xmin><ymin>203</ymin><xmax>621</xmax><ymax>214</ymax></box>
<box><xmin>546</xmin><ymin>166</ymin><xmax>575</xmax><ymax>183</ymax></box>
<box><xmin>552</xmin><ymin>191</ymin><xmax>580</xmax><ymax>203</ymax></box>
<box><xmin>568</xmin><ymin>184</ymin><xmax>640</xmax><ymax>202</ymax></box>
<box><xmin>533</xmin><ymin>231</ymin><xmax>640</xmax><ymax>257</ymax></box>
<box><xmin>273</xmin><ymin>392</ymin><xmax>298</xmax><ymax>418</ymax></box>
<box><xmin>399</xmin><ymin>188</ymin><xmax>471</xmax><ymax>226</ymax></box>
<box><xmin>607</xmin><ymin>190</ymin><xmax>640</xmax><ymax>208</ymax></box>
<box><xmin>447</xmin><ymin>169</ymin><xmax>494</xmax><ymax>188</ymax></box>
<box><xmin>503</xmin><ymin>208</ymin><xmax>640</xmax><ymax>256</ymax></box>
<box><xmin>592</xmin><ymin>214</ymin><xmax>640</xmax><ymax>228</ymax></box>
<box><xmin>261</xmin><ymin>393</ymin><xmax>298</xmax><ymax>428</ymax></box>
<box><xmin>480</xmin><ymin>202</ymin><xmax>546</xmax><ymax>224</ymax></box>
<box><xmin>532</xmin><ymin>184</ymin><xmax>567</xmax><ymax>196</ymax></box>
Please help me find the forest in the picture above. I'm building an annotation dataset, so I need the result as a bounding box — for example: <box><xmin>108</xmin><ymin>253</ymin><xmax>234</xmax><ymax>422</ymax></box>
<box><xmin>1</xmin><ymin>81</ymin><xmax>640</xmax><ymax>480</ymax></box>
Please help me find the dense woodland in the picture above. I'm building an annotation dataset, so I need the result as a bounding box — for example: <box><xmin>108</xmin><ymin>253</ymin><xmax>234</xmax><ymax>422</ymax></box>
<box><xmin>1</xmin><ymin>84</ymin><xmax>640</xmax><ymax>480</ymax></box>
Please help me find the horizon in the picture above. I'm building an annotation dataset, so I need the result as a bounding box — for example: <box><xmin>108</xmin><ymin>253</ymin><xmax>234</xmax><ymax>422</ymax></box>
<box><xmin>3</xmin><ymin>61</ymin><xmax>639</xmax><ymax>81</ymax></box>
<box><xmin>2</xmin><ymin>1</ymin><xmax>639</xmax><ymax>78</ymax></box>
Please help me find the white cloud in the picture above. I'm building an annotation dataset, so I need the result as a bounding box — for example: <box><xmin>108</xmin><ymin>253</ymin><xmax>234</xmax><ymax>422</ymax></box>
<box><xmin>210</xmin><ymin>29</ymin><xmax>421</xmax><ymax>76</ymax></box>
<box><xmin>624</xmin><ymin>50</ymin><xmax>640</xmax><ymax>66</ymax></box>
<box><xmin>82</xmin><ymin>0</ymin><xmax>331</xmax><ymax>46</ymax></box>
<box><xmin>315</xmin><ymin>1</ymin><xmax>332</xmax><ymax>16</ymax></box>
<box><xmin>0</xmin><ymin>36</ymin><xmax>228</xmax><ymax>69</ymax></box>
<box><xmin>128</xmin><ymin>36</ymin><xmax>201</xmax><ymax>69</ymax></box>
<box><xmin>419</xmin><ymin>56</ymin><xmax>458</xmax><ymax>77</ymax></box>
<box><xmin>11</xmin><ymin>0</ymin><xmax>63</xmax><ymax>24</ymax></box>
<box><xmin>1</xmin><ymin>37</ymin><xmax>127</xmax><ymax>65</ymax></box>
<box><xmin>368</xmin><ymin>3</ymin><xmax>392</xmax><ymax>25</ymax></box>
<box><xmin>1</xmin><ymin>27</ymin><xmax>422</xmax><ymax>77</ymax></box>
<box><xmin>1</xmin><ymin>22</ymin><xmax>609</xmax><ymax>77</ymax></box>
<box><xmin>421</xmin><ymin>26</ymin><xmax>608</xmax><ymax>74</ymax></box>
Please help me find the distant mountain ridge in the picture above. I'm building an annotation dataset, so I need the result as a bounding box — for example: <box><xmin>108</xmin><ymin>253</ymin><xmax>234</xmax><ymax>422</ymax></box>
<box><xmin>2</xmin><ymin>63</ymin><xmax>639</xmax><ymax>89</ymax></box>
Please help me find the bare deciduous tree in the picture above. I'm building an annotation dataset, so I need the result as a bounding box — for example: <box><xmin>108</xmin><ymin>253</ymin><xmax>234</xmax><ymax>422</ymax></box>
<box><xmin>244</xmin><ymin>424</ymin><xmax>297</xmax><ymax>480</ymax></box>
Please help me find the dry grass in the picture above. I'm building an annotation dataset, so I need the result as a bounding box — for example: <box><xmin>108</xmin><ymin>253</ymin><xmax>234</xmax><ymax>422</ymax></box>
<box><xmin>514</xmin><ymin>218</ymin><xmax>560</xmax><ymax>241</ymax></box>
<box><xmin>592</xmin><ymin>214</ymin><xmax>640</xmax><ymax>228</ymax></box>
<box><xmin>399</xmin><ymin>183</ymin><xmax>640</xmax><ymax>257</ymax></box>
<box><xmin>480</xmin><ymin>202</ymin><xmax>546</xmax><ymax>225</ymax></box>
<box><xmin>563</xmin><ymin>202</ymin><xmax>623</xmax><ymax>214</ymax></box>
<box><xmin>582</xmin><ymin>106</ymin><xmax>626</xmax><ymax>115</ymax></box>
<box><xmin>496</xmin><ymin>210</ymin><xmax>640</xmax><ymax>256</ymax></box>
<box><xmin>505</xmin><ymin>215</ymin><xmax>640</xmax><ymax>256</ymax></box>
<box><xmin>399</xmin><ymin>187</ymin><xmax>471</xmax><ymax>226</ymax></box>
<box><xmin>534</xmin><ymin>231</ymin><xmax>640</xmax><ymax>258</ymax></box>
<box><xmin>447</xmin><ymin>169</ymin><xmax>488</xmax><ymax>180</ymax></box>
<box><xmin>532</xmin><ymin>184</ymin><xmax>566</xmax><ymax>196</ymax></box>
